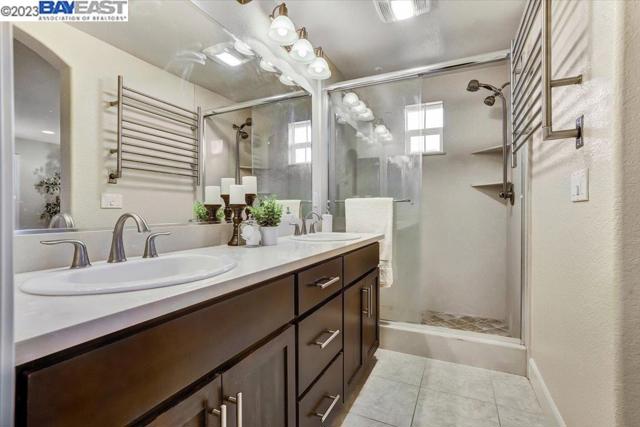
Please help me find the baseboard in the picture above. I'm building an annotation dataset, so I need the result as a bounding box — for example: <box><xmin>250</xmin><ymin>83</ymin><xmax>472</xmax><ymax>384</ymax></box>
<box><xmin>528</xmin><ymin>358</ymin><xmax>567</xmax><ymax>427</ymax></box>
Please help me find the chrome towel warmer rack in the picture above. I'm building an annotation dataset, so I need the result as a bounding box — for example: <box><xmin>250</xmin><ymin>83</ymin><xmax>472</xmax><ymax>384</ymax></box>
<box><xmin>108</xmin><ymin>75</ymin><xmax>202</xmax><ymax>185</ymax></box>
<box><xmin>510</xmin><ymin>0</ymin><xmax>583</xmax><ymax>167</ymax></box>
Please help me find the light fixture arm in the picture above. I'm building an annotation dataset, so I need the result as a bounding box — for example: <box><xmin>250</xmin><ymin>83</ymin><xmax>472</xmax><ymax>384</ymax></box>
<box><xmin>270</xmin><ymin>2</ymin><xmax>288</xmax><ymax>19</ymax></box>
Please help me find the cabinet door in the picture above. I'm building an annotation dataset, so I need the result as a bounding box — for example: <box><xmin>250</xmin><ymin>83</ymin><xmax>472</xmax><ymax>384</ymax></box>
<box><xmin>362</xmin><ymin>270</ymin><xmax>379</xmax><ymax>361</ymax></box>
<box><xmin>147</xmin><ymin>376</ymin><xmax>225</xmax><ymax>427</ymax></box>
<box><xmin>343</xmin><ymin>282</ymin><xmax>363</xmax><ymax>390</ymax></box>
<box><xmin>221</xmin><ymin>327</ymin><xmax>295</xmax><ymax>427</ymax></box>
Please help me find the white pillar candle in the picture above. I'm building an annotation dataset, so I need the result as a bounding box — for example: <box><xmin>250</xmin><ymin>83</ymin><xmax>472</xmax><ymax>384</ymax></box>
<box><xmin>221</xmin><ymin>178</ymin><xmax>235</xmax><ymax>195</ymax></box>
<box><xmin>229</xmin><ymin>184</ymin><xmax>246</xmax><ymax>205</ymax></box>
<box><xmin>204</xmin><ymin>186</ymin><xmax>221</xmax><ymax>204</ymax></box>
<box><xmin>241</xmin><ymin>176</ymin><xmax>258</xmax><ymax>194</ymax></box>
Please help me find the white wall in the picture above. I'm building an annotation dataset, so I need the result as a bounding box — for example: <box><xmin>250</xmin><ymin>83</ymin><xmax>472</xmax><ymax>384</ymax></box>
<box><xmin>15</xmin><ymin>23</ymin><xmax>233</xmax><ymax>229</ymax></box>
<box><xmin>420</xmin><ymin>62</ymin><xmax>511</xmax><ymax>322</ymax></box>
<box><xmin>525</xmin><ymin>1</ymin><xmax>631</xmax><ymax>425</ymax></box>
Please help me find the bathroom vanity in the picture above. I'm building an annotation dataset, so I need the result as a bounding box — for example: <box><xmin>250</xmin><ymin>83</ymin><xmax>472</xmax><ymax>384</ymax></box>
<box><xmin>14</xmin><ymin>237</ymin><xmax>381</xmax><ymax>427</ymax></box>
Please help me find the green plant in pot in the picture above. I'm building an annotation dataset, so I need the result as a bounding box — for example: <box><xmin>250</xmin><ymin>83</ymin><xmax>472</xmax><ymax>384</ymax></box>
<box><xmin>250</xmin><ymin>197</ymin><xmax>282</xmax><ymax>246</ymax></box>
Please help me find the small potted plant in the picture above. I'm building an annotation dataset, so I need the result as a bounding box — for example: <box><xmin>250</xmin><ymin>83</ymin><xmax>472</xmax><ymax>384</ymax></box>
<box><xmin>250</xmin><ymin>197</ymin><xmax>282</xmax><ymax>246</ymax></box>
<box><xmin>193</xmin><ymin>201</ymin><xmax>209</xmax><ymax>223</ymax></box>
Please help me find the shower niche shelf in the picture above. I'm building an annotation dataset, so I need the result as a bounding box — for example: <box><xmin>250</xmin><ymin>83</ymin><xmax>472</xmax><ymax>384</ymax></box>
<box><xmin>471</xmin><ymin>182</ymin><xmax>503</xmax><ymax>189</ymax></box>
<box><xmin>472</xmin><ymin>145</ymin><xmax>503</xmax><ymax>155</ymax></box>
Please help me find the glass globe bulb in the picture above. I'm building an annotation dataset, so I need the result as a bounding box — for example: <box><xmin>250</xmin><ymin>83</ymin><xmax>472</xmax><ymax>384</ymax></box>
<box><xmin>268</xmin><ymin>15</ymin><xmax>298</xmax><ymax>46</ymax></box>
<box><xmin>290</xmin><ymin>38</ymin><xmax>315</xmax><ymax>63</ymax></box>
<box><xmin>259</xmin><ymin>59</ymin><xmax>278</xmax><ymax>73</ymax></box>
<box><xmin>374</xmin><ymin>124</ymin><xmax>387</xmax><ymax>135</ymax></box>
<box><xmin>307</xmin><ymin>56</ymin><xmax>331</xmax><ymax>80</ymax></box>
<box><xmin>279</xmin><ymin>74</ymin><xmax>296</xmax><ymax>86</ymax></box>
<box><xmin>343</xmin><ymin>92</ymin><xmax>359</xmax><ymax>107</ymax></box>
<box><xmin>351</xmin><ymin>101</ymin><xmax>366</xmax><ymax>114</ymax></box>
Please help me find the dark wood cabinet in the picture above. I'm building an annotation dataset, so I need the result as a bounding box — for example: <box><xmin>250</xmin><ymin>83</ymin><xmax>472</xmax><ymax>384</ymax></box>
<box><xmin>343</xmin><ymin>270</ymin><xmax>379</xmax><ymax>397</ymax></box>
<box><xmin>148</xmin><ymin>376</ymin><xmax>223</xmax><ymax>427</ymax></box>
<box><xmin>221</xmin><ymin>327</ymin><xmax>296</xmax><ymax>427</ymax></box>
<box><xmin>15</xmin><ymin>243</ymin><xmax>380</xmax><ymax>427</ymax></box>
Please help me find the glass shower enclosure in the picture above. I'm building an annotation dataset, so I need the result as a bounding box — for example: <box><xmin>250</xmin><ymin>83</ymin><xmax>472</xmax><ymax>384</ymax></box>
<box><xmin>327</xmin><ymin>59</ymin><xmax>523</xmax><ymax>339</ymax></box>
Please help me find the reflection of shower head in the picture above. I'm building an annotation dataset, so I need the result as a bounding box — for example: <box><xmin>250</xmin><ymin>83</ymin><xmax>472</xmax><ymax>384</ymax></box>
<box><xmin>233</xmin><ymin>117</ymin><xmax>252</xmax><ymax>137</ymax></box>
<box><xmin>466</xmin><ymin>79</ymin><xmax>502</xmax><ymax>94</ymax></box>
<box><xmin>484</xmin><ymin>95</ymin><xmax>496</xmax><ymax>107</ymax></box>
<box><xmin>466</xmin><ymin>79</ymin><xmax>480</xmax><ymax>92</ymax></box>
<box><xmin>239</xmin><ymin>130</ymin><xmax>249</xmax><ymax>139</ymax></box>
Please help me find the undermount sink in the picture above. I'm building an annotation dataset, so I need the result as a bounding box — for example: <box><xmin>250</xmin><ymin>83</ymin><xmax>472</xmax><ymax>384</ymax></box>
<box><xmin>20</xmin><ymin>253</ymin><xmax>237</xmax><ymax>296</ymax></box>
<box><xmin>290</xmin><ymin>232</ymin><xmax>361</xmax><ymax>242</ymax></box>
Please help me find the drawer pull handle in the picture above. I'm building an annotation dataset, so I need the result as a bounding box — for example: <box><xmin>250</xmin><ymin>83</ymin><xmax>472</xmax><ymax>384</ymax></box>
<box><xmin>313</xmin><ymin>329</ymin><xmax>341</xmax><ymax>349</ymax></box>
<box><xmin>313</xmin><ymin>394</ymin><xmax>341</xmax><ymax>423</ymax></box>
<box><xmin>208</xmin><ymin>404</ymin><xmax>227</xmax><ymax>427</ymax></box>
<box><xmin>312</xmin><ymin>276</ymin><xmax>340</xmax><ymax>289</ymax></box>
<box><xmin>225</xmin><ymin>392</ymin><xmax>242</xmax><ymax>427</ymax></box>
<box><xmin>362</xmin><ymin>287</ymin><xmax>371</xmax><ymax>318</ymax></box>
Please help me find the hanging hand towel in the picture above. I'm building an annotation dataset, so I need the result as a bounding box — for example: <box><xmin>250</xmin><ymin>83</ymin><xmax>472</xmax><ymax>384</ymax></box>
<box><xmin>345</xmin><ymin>197</ymin><xmax>394</xmax><ymax>287</ymax></box>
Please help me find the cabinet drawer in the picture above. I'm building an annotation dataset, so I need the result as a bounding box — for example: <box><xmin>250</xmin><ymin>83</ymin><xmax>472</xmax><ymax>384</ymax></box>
<box><xmin>298</xmin><ymin>353</ymin><xmax>344</xmax><ymax>427</ymax></box>
<box><xmin>21</xmin><ymin>276</ymin><xmax>294</xmax><ymax>427</ymax></box>
<box><xmin>297</xmin><ymin>257</ymin><xmax>343</xmax><ymax>314</ymax></box>
<box><xmin>298</xmin><ymin>294</ymin><xmax>342</xmax><ymax>394</ymax></box>
<box><xmin>344</xmin><ymin>243</ymin><xmax>379</xmax><ymax>286</ymax></box>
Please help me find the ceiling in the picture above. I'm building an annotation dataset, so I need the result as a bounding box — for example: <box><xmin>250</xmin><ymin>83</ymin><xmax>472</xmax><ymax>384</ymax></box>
<box><xmin>260</xmin><ymin>0</ymin><xmax>526</xmax><ymax>80</ymax></box>
<box><xmin>72</xmin><ymin>0</ymin><xmax>299</xmax><ymax>103</ymax></box>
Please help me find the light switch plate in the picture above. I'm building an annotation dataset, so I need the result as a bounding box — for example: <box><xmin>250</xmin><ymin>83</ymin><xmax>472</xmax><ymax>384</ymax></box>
<box><xmin>101</xmin><ymin>193</ymin><xmax>123</xmax><ymax>209</ymax></box>
<box><xmin>571</xmin><ymin>169</ymin><xmax>589</xmax><ymax>202</ymax></box>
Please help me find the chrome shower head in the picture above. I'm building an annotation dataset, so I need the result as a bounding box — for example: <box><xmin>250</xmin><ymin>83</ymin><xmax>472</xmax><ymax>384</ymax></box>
<box><xmin>466</xmin><ymin>79</ymin><xmax>480</xmax><ymax>92</ymax></box>
<box><xmin>245</xmin><ymin>117</ymin><xmax>252</xmax><ymax>127</ymax></box>
<box><xmin>484</xmin><ymin>95</ymin><xmax>496</xmax><ymax>107</ymax></box>
<box><xmin>239</xmin><ymin>130</ymin><xmax>249</xmax><ymax>139</ymax></box>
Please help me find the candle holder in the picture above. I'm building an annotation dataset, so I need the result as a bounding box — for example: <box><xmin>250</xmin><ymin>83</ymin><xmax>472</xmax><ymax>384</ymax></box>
<box><xmin>228</xmin><ymin>204</ymin><xmax>247</xmax><ymax>246</ymax></box>
<box><xmin>244</xmin><ymin>193</ymin><xmax>257</xmax><ymax>218</ymax></box>
<box><xmin>221</xmin><ymin>194</ymin><xmax>232</xmax><ymax>223</ymax></box>
<box><xmin>204</xmin><ymin>204</ymin><xmax>221</xmax><ymax>223</ymax></box>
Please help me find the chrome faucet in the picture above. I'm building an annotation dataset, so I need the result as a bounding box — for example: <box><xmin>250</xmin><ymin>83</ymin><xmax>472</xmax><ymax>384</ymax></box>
<box><xmin>41</xmin><ymin>239</ymin><xmax>91</xmax><ymax>269</ymax></box>
<box><xmin>108</xmin><ymin>213</ymin><xmax>150</xmax><ymax>263</ymax></box>
<box><xmin>48</xmin><ymin>213</ymin><xmax>76</xmax><ymax>229</ymax></box>
<box><xmin>302</xmin><ymin>212</ymin><xmax>322</xmax><ymax>235</ymax></box>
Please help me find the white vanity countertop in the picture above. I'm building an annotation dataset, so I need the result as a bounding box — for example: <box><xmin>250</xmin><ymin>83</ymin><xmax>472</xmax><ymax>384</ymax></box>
<box><xmin>14</xmin><ymin>233</ymin><xmax>383</xmax><ymax>365</ymax></box>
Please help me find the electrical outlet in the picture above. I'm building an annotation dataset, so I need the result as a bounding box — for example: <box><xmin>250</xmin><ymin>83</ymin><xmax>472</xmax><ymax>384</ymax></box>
<box><xmin>101</xmin><ymin>193</ymin><xmax>123</xmax><ymax>209</ymax></box>
<box><xmin>571</xmin><ymin>169</ymin><xmax>589</xmax><ymax>202</ymax></box>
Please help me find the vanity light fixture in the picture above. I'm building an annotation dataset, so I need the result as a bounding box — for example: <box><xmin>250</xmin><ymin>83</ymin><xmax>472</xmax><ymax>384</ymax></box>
<box><xmin>41</xmin><ymin>130</ymin><xmax>55</xmax><ymax>135</ymax></box>
<box><xmin>374</xmin><ymin>124</ymin><xmax>388</xmax><ymax>135</ymax></box>
<box><xmin>259</xmin><ymin>58</ymin><xmax>278</xmax><ymax>73</ymax></box>
<box><xmin>307</xmin><ymin>47</ymin><xmax>331</xmax><ymax>80</ymax></box>
<box><xmin>336</xmin><ymin>114</ymin><xmax>347</xmax><ymax>124</ymax></box>
<box><xmin>289</xmin><ymin>27</ymin><xmax>315</xmax><ymax>63</ymax></box>
<box><xmin>343</xmin><ymin>92</ymin><xmax>360</xmax><ymax>107</ymax></box>
<box><xmin>268</xmin><ymin>3</ymin><xmax>298</xmax><ymax>46</ymax></box>
<box><xmin>233</xmin><ymin>39</ymin><xmax>254</xmax><ymax>56</ymax></box>
<box><xmin>358</xmin><ymin>109</ymin><xmax>375</xmax><ymax>121</ymax></box>
<box><xmin>279</xmin><ymin>74</ymin><xmax>297</xmax><ymax>86</ymax></box>
<box><xmin>350</xmin><ymin>101</ymin><xmax>367</xmax><ymax>114</ymax></box>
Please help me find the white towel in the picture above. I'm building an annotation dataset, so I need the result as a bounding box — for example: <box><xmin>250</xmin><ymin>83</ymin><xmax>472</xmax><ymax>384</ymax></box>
<box><xmin>345</xmin><ymin>197</ymin><xmax>394</xmax><ymax>287</ymax></box>
<box><xmin>276</xmin><ymin>200</ymin><xmax>301</xmax><ymax>236</ymax></box>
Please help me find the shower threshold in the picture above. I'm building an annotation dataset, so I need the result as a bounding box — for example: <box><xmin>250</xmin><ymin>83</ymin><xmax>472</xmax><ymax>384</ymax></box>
<box><xmin>422</xmin><ymin>310</ymin><xmax>510</xmax><ymax>337</ymax></box>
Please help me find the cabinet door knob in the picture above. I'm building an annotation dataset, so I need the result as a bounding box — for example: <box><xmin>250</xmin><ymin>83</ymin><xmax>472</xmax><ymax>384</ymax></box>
<box><xmin>209</xmin><ymin>404</ymin><xmax>227</xmax><ymax>427</ymax></box>
<box><xmin>312</xmin><ymin>329</ymin><xmax>341</xmax><ymax>349</ymax></box>
<box><xmin>225</xmin><ymin>392</ymin><xmax>243</xmax><ymax>427</ymax></box>
<box><xmin>313</xmin><ymin>394</ymin><xmax>341</xmax><ymax>423</ymax></box>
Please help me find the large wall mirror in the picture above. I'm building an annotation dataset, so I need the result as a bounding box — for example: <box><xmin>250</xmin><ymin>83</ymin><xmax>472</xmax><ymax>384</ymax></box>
<box><xmin>12</xmin><ymin>0</ymin><xmax>311</xmax><ymax>233</ymax></box>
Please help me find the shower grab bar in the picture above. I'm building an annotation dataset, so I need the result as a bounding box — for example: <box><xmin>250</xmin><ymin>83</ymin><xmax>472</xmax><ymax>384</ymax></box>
<box><xmin>541</xmin><ymin>0</ymin><xmax>583</xmax><ymax>143</ymax></box>
<box><xmin>108</xmin><ymin>75</ymin><xmax>202</xmax><ymax>185</ymax></box>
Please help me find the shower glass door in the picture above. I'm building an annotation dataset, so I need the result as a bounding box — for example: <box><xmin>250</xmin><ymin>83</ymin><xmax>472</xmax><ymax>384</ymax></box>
<box><xmin>328</xmin><ymin>60</ymin><xmax>521</xmax><ymax>339</ymax></box>
<box><xmin>328</xmin><ymin>77</ymin><xmax>425</xmax><ymax>324</ymax></box>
